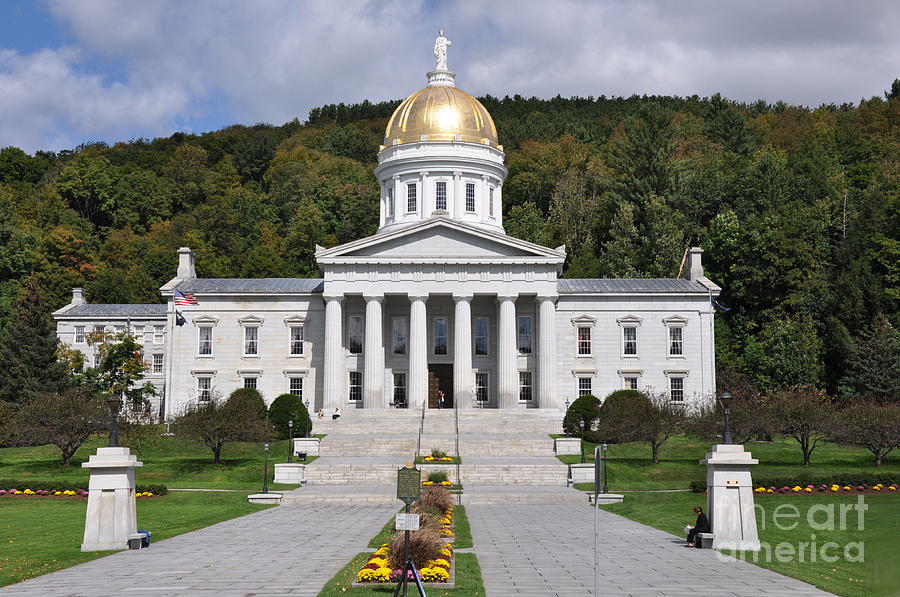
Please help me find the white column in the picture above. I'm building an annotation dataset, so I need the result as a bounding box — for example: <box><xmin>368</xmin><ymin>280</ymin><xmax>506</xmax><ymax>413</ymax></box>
<box><xmin>409</xmin><ymin>295</ymin><xmax>428</xmax><ymax>408</ymax></box>
<box><xmin>453</xmin><ymin>294</ymin><xmax>474</xmax><ymax>409</ymax></box>
<box><xmin>497</xmin><ymin>294</ymin><xmax>518</xmax><ymax>409</ymax></box>
<box><xmin>481</xmin><ymin>175</ymin><xmax>489</xmax><ymax>224</ymax></box>
<box><xmin>537</xmin><ymin>296</ymin><xmax>557</xmax><ymax>410</ymax></box>
<box><xmin>420</xmin><ymin>170</ymin><xmax>429</xmax><ymax>216</ymax></box>
<box><xmin>323</xmin><ymin>296</ymin><xmax>344</xmax><ymax>410</ymax></box>
<box><xmin>363</xmin><ymin>294</ymin><xmax>384</xmax><ymax>410</ymax></box>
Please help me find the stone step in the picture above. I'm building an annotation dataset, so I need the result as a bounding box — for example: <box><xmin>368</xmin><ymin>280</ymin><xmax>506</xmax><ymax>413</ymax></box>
<box><xmin>280</xmin><ymin>484</ymin><xmax>399</xmax><ymax>505</ymax></box>
<box><xmin>459</xmin><ymin>485</ymin><xmax>587</xmax><ymax>505</ymax></box>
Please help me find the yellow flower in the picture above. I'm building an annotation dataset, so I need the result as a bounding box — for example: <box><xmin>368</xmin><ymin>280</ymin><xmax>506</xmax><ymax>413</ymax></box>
<box><xmin>843</xmin><ymin>486</ymin><xmax>851</xmax><ymax>491</ymax></box>
<box><xmin>357</xmin><ymin>568</ymin><xmax>375</xmax><ymax>582</ymax></box>
<box><xmin>766</xmin><ymin>489</ymin><xmax>773</xmax><ymax>493</ymax></box>
<box><xmin>424</xmin><ymin>456</ymin><xmax>434</xmax><ymax>461</ymax></box>
<box><xmin>374</xmin><ymin>567</ymin><xmax>391</xmax><ymax>582</ymax></box>
<box><xmin>873</xmin><ymin>486</ymin><xmax>881</xmax><ymax>491</ymax></box>
<box><xmin>54</xmin><ymin>491</ymin><xmax>61</xmax><ymax>495</ymax></box>
<box><xmin>804</xmin><ymin>487</ymin><xmax>812</xmax><ymax>493</ymax></box>
<box><xmin>422</xmin><ymin>481</ymin><xmax>434</xmax><ymax>486</ymax></box>
<box><xmin>791</xmin><ymin>486</ymin><xmax>801</xmax><ymax>492</ymax></box>
<box><xmin>890</xmin><ymin>486</ymin><xmax>896</xmax><ymax>491</ymax></box>
<box><xmin>434</xmin><ymin>558</ymin><xmax>450</xmax><ymax>567</ymax></box>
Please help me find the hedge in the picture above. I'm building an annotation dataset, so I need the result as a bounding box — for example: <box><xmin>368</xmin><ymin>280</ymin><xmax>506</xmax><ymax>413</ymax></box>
<box><xmin>690</xmin><ymin>475</ymin><xmax>897</xmax><ymax>493</ymax></box>
<box><xmin>0</xmin><ymin>479</ymin><xmax>168</xmax><ymax>495</ymax></box>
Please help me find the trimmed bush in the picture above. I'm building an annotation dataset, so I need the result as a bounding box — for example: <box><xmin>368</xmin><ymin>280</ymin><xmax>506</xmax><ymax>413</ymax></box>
<box><xmin>268</xmin><ymin>393</ymin><xmax>312</xmax><ymax>439</ymax></box>
<box><xmin>226</xmin><ymin>388</ymin><xmax>267</xmax><ymax>421</ymax></box>
<box><xmin>563</xmin><ymin>394</ymin><xmax>602</xmax><ymax>437</ymax></box>
<box><xmin>427</xmin><ymin>471</ymin><xmax>449</xmax><ymax>483</ymax></box>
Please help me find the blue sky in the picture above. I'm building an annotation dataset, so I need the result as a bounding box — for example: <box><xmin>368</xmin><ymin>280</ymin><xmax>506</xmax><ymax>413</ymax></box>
<box><xmin>1</xmin><ymin>0</ymin><xmax>898</xmax><ymax>154</ymax></box>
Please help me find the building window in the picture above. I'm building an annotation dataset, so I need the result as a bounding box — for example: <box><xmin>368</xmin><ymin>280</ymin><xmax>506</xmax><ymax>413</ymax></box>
<box><xmin>93</xmin><ymin>352</ymin><xmax>102</xmax><ymax>368</ymax></box>
<box><xmin>348</xmin><ymin>316</ymin><xmax>363</xmax><ymax>354</ymax></box>
<box><xmin>465</xmin><ymin>182</ymin><xmax>476</xmax><ymax>212</ymax></box>
<box><xmin>115</xmin><ymin>325</ymin><xmax>125</xmax><ymax>336</ymax></box>
<box><xmin>154</xmin><ymin>325</ymin><xmax>164</xmax><ymax>343</ymax></box>
<box><xmin>152</xmin><ymin>353</ymin><xmax>163</xmax><ymax>374</ymax></box>
<box><xmin>392</xmin><ymin>317</ymin><xmax>408</xmax><ymax>355</ymax></box>
<box><xmin>435</xmin><ymin>181</ymin><xmax>447</xmax><ymax>210</ymax></box>
<box><xmin>349</xmin><ymin>371</ymin><xmax>362</xmax><ymax>401</ymax></box>
<box><xmin>623</xmin><ymin>327</ymin><xmax>637</xmax><ymax>356</ymax></box>
<box><xmin>475</xmin><ymin>372</ymin><xmax>488</xmax><ymax>404</ymax></box>
<box><xmin>75</xmin><ymin>326</ymin><xmax>85</xmax><ymax>344</ymax></box>
<box><xmin>518</xmin><ymin>371</ymin><xmax>533</xmax><ymax>402</ymax></box>
<box><xmin>517</xmin><ymin>316</ymin><xmax>532</xmax><ymax>355</ymax></box>
<box><xmin>244</xmin><ymin>377</ymin><xmax>257</xmax><ymax>390</ymax></box>
<box><xmin>197</xmin><ymin>377</ymin><xmax>211</xmax><ymax>402</ymax></box>
<box><xmin>244</xmin><ymin>326</ymin><xmax>259</xmax><ymax>356</ymax></box>
<box><xmin>577</xmin><ymin>327</ymin><xmax>591</xmax><ymax>356</ymax></box>
<box><xmin>386</xmin><ymin>187</ymin><xmax>394</xmax><ymax>217</ymax></box>
<box><xmin>578</xmin><ymin>377</ymin><xmax>592</xmax><ymax>397</ymax></box>
<box><xmin>393</xmin><ymin>373</ymin><xmax>407</xmax><ymax>408</ymax></box>
<box><xmin>624</xmin><ymin>377</ymin><xmax>638</xmax><ymax>390</ymax></box>
<box><xmin>670</xmin><ymin>377</ymin><xmax>684</xmax><ymax>402</ymax></box>
<box><xmin>290</xmin><ymin>377</ymin><xmax>303</xmax><ymax>398</ymax></box>
<box><xmin>407</xmin><ymin>183</ymin><xmax>417</xmax><ymax>212</ymax></box>
<box><xmin>489</xmin><ymin>187</ymin><xmax>494</xmax><ymax>216</ymax></box>
<box><xmin>142</xmin><ymin>326</ymin><xmax>153</xmax><ymax>344</ymax></box>
<box><xmin>198</xmin><ymin>327</ymin><xmax>213</xmax><ymax>356</ymax></box>
<box><xmin>433</xmin><ymin>317</ymin><xmax>448</xmax><ymax>355</ymax></box>
<box><xmin>290</xmin><ymin>326</ymin><xmax>304</xmax><ymax>356</ymax></box>
<box><xmin>669</xmin><ymin>326</ymin><xmax>683</xmax><ymax>356</ymax></box>
<box><xmin>474</xmin><ymin>317</ymin><xmax>489</xmax><ymax>355</ymax></box>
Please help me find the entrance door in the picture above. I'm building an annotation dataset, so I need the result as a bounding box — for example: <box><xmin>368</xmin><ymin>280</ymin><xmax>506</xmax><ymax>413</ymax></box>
<box><xmin>427</xmin><ymin>364</ymin><xmax>454</xmax><ymax>408</ymax></box>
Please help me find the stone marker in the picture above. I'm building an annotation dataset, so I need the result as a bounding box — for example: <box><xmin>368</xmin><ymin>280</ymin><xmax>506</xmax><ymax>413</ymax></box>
<box><xmin>81</xmin><ymin>447</ymin><xmax>143</xmax><ymax>552</ymax></box>
<box><xmin>274</xmin><ymin>463</ymin><xmax>305</xmax><ymax>484</ymax></box>
<box><xmin>700</xmin><ymin>444</ymin><xmax>761</xmax><ymax>551</ymax></box>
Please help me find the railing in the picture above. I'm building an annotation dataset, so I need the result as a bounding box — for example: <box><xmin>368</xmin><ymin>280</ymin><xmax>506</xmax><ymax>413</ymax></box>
<box><xmin>454</xmin><ymin>398</ymin><xmax>461</xmax><ymax>504</ymax></box>
<box><xmin>415</xmin><ymin>398</ymin><xmax>426</xmax><ymax>460</ymax></box>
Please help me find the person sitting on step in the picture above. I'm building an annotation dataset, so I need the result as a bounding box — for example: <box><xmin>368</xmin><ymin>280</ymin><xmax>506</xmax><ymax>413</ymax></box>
<box><xmin>685</xmin><ymin>505</ymin><xmax>710</xmax><ymax>547</ymax></box>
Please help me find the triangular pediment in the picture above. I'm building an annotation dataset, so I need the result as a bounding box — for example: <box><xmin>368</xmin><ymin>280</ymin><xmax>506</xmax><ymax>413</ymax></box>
<box><xmin>316</xmin><ymin>218</ymin><xmax>565</xmax><ymax>264</ymax></box>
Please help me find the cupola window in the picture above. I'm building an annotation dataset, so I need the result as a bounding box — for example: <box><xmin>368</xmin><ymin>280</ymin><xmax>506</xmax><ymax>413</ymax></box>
<box><xmin>435</xmin><ymin>181</ymin><xmax>447</xmax><ymax>211</ymax></box>
<box><xmin>466</xmin><ymin>183</ymin><xmax>476</xmax><ymax>212</ymax></box>
<box><xmin>407</xmin><ymin>183</ymin><xmax>417</xmax><ymax>213</ymax></box>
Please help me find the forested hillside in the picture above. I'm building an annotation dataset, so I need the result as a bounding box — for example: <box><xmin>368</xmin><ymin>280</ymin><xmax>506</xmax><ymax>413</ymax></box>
<box><xmin>1</xmin><ymin>83</ymin><xmax>898</xmax><ymax>399</ymax></box>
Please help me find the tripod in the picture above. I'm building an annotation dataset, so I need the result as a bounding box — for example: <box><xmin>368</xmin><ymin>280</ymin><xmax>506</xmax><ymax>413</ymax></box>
<box><xmin>392</xmin><ymin>502</ymin><xmax>427</xmax><ymax>597</ymax></box>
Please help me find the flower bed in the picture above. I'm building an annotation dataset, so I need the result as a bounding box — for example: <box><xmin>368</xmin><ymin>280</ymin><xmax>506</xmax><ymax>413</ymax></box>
<box><xmin>423</xmin><ymin>455</ymin><xmax>454</xmax><ymax>462</ymax></box>
<box><xmin>421</xmin><ymin>480</ymin><xmax>453</xmax><ymax>487</ymax></box>
<box><xmin>754</xmin><ymin>482</ymin><xmax>898</xmax><ymax>495</ymax></box>
<box><xmin>0</xmin><ymin>487</ymin><xmax>159</xmax><ymax>498</ymax></box>
<box><xmin>0</xmin><ymin>479</ymin><xmax>167</xmax><ymax>498</ymax></box>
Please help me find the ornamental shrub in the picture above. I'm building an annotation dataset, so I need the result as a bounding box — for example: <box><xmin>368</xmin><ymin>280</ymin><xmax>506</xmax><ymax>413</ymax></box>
<box><xmin>388</xmin><ymin>528</ymin><xmax>443</xmax><ymax>569</ymax></box>
<box><xmin>563</xmin><ymin>394</ymin><xmax>601</xmax><ymax>437</ymax></box>
<box><xmin>268</xmin><ymin>393</ymin><xmax>312</xmax><ymax>439</ymax></box>
<box><xmin>415</xmin><ymin>485</ymin><xmax>453</xmax><ymax>511</ymax></box>
<box><xmin>226</xmin><ymin>388</ymin><xmax>267</xmax><ymax>421</ymax></box>
<box><xmin>427</xmin><ymin>471</ymin><xmax>449</xmax><ymax>483</ymax></box>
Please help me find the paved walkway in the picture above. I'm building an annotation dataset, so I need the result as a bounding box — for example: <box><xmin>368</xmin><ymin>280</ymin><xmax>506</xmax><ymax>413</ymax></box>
<box><xmin>467</xmin><ymin>504</ymin><xmax>831</xmax><ymax>596</ymax></box>
<box><xmin>3</xmin><ymin>504</ymin><xmax>396</xmax><ymax>597</ymax></box>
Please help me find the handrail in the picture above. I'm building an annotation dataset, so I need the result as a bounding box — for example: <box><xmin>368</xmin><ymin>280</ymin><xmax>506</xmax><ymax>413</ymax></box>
<box><xmin>454</xmin><ymin>396</ymin><xmax>460</xmax><ymax>504</ymax></box>
<box><xmin>416</xmin><ymin>398</ymin><xmax>426</xmax><ymax>460</ymax></box>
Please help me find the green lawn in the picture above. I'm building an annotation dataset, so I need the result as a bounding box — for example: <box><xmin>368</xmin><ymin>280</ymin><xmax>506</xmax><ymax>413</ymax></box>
<box><xmin>0</xmin><ymin>429</ymin><xmax>316</xmax><ymax>490</ymax></box>
<box><xmin>557</xmin><ymin>435</ymin><xmax>899</xmax><ymax>490</ymax></box>
<box><xmin>599</xmin><ymin>491</ymin><xmax>900</xmax><ymax>597</ymax></box>
<box><xmin>0</xmin><ymin>492</ymin><xmax>272</xmax><ymax>588</ymax></box>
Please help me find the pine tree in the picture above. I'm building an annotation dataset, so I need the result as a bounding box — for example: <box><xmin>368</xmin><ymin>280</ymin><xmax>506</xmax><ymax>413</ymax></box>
<box><xmin>0</xmin><ymin>277</ymin><xmax>68</xmax><ymax>404</ymax></box>
<box><xmin>840</xmin><ymin>314</ymin><xmax>900</xmax><ymax>402</ymax></box>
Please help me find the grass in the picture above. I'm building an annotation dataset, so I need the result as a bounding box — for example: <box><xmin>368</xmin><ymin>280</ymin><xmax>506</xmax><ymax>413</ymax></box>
<box><xmin>0</xmin><ymin>491</ymin><xmax>272</xmax><ymax>588</ymax></box>
<box><xmin>367</xmin><ymin>505</ymin><xmax>473</xmax><ymax>550</ymax></box>
<box><xmin>556</xmin><ymin>435</ymin><xmax>900</xmax><ymax>490</ymax></box>
<box><xmin>599</xmin><ymin>491</ymin><xmax>900</xmax><ymax>597</ymax></box>
<box><xmin>0</xmin><ymin>429</ymin><xmax>318</xmax><ymax>490</ymax></box>
<box><xmin>317</xmin><ymin>552</ymin><xmax>484</xmax><ymax>596</ymax></box>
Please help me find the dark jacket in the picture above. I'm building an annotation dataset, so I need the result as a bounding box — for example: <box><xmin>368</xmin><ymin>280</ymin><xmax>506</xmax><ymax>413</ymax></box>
<box><xmin>694</xmin><ymin>512</ymin><xmax>711</xmax><ymax>534</ymax></box>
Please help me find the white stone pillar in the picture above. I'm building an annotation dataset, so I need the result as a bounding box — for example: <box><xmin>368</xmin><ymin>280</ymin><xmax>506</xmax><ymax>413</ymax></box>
<box><xmin>81</xmin><ymin>447</ymin><xmax>142</xmax><ymax>551</ymax></box>
<box><xmin>453</xmin><ymin>294</ymin><xmax>474</xmax><ymax>409</ymax></box>
<box><xmin>537</xmin><ymin>296</ymin><xmax>557</xmax><ymax>410</ymax></box>
<box><xmin>363</xmin><ymin>294</ymin><xmax>384</xmax><ymax>409</ymax></box>
<box><xmin>409</xmin><ymin>294</ymin><xmax>428</xmax><ymax>408</ymax></box>
<box><xmin>481</xmin><ymin>175</ymin><xmax>489</xmax><ymax>224</ymax></box>
<box><xmin>497</xmin><ymin>294</ymin><xmax>518</xmax><ymax>409</ymax></box>
<box><xmin>323</xmin><ymin>296</ymin><xmax>344</xmax><ymax>410</ymax></box>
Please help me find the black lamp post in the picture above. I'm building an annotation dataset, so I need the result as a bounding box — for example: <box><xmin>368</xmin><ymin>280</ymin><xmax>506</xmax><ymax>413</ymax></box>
<box><xmin>304</xmin><ymin>399</ymin><xmax>310</xmax><ymax>438</ymax></box>
<box><xmin>107</xmin><ymin>393</ymin><xmax>123</xmax><ymax>448</ymax></box>
<box><xmin>262</xmin><ymin>443</ymin><xmax>270</xmax><ymax>494</ymax></box>
<box><xmin>602</xmin><ymin>443</ymin><xmax>609</xmax><ymax>493</ymax></box>
<box><xmin>579</xmin><ymin>419</ymin><xmax>586</xmax><ymax>464</ymax></box>
<box><xmin>718</xmin><ymin>391</ymin><xmax>734</xmax><ymax>445</ymax></box>
<box><xmin>288</xmin><ymin>420</ymin><xmax>293</xmax><ymax>464</ymax></box>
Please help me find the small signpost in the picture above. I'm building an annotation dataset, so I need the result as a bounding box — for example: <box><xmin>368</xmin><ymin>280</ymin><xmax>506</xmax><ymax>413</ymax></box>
<box><xmin>394</xmin><ymin>463</ymin><xmax>426</xmax><ymax>597</ymax></box>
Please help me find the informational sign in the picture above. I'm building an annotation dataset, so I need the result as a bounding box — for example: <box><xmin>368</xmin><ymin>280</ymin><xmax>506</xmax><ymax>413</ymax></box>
<box><xmin>395</xmin><ymin>513</ymin><xmax>420</xmax><ymax>531</ymax></box>
<box><xmin>397</xmin><ymin>465</ymin><xmax>421</xmax><ymax>505</ymax></box>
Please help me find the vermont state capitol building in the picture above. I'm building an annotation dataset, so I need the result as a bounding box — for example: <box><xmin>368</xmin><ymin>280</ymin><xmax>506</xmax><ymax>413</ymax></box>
<box><xmin>54</xmin><ymin>36</ymin><xmax>721</xmax><ymax>419</ymax></box>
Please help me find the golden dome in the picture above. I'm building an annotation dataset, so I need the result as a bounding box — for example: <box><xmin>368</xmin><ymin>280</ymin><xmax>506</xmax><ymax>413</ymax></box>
<box><xmin>384</xmin><ymin>85</ymin><xmax>500</xmax><ymax>148</ymax></box>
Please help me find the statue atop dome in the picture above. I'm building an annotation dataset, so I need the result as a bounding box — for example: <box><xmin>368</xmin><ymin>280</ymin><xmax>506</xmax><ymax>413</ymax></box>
<box><xmin>434</xmin><ymin>29</ymin><xmax>451</xmax><ymax>71</ymax></box>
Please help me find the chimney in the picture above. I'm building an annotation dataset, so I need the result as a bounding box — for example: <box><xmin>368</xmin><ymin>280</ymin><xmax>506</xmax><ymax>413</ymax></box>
<box><xmin>177</xmin><ymin>247</ymin><xmax>196</xmax><ymax>280</ymax></box>
<box><xmin>71</xmin><ymin>288</ymin><xmax>86</xmax><ymax>306</ymax></box>
<box><xmin>686</xmin><ymin>247</ymin><xmax>704</xmax><ymax>280</ymax></box>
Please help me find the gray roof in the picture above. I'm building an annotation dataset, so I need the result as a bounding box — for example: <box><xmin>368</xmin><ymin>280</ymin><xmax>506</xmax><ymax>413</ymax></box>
<box><xmin>60</xmin><ymin>304</ymin><xmax>168</xmax><ymax>317</ymax></box>
<box><xmin>177</xmin><ymin>278</ymin><xmax>324</xmax><ymax>294</ymax></box>
<box><xmin>558</xmin><ymin>278</ymin><xmax>707</xmax><ymax>294</ymax></box>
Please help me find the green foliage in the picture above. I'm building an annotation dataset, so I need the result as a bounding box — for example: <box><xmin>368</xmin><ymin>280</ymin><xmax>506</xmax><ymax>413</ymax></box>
<box><xmin>840</xmin><ymin>314</ymin><xmax>900</xmax><ymax>401</ymax></box>
<box><xmin>562</xmin><ymin>394</ymin><xmax>601</xmax><ymax>437</ymax></box>
<box><xmin>172</xmin><ymin>393</ymin><xmax>271</xmax><ymax>463</ymax></box>
<box><xmin>267</xmin><ymin>393</ymin><xmax>312</xmax><ymax>439</ymax></box>
<box><xmin>226</xmin><ymin>388</ymin><xmax>267</xmax><ymax>421</ymax></box>
<box><xmin>427</xmin><ymin>471</ymin><xmax>449</xmax><ymax>483</ymax></box>
<box><xmin>0</xmin><ymin>479</ymin><xmax>167</xmax><ymax>494</ymax></box>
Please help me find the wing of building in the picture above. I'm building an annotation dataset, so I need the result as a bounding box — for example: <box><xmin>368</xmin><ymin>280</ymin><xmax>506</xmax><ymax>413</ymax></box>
<box><xmin>54</xmin><ymin>42</ymin><xmax>721</xmax><ymax>418</ymax></box>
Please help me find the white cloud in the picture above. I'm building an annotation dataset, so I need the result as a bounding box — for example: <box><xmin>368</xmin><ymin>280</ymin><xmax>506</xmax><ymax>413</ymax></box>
<box><xmin>1</xmin><ymin>0</ymin><xmax>898</xmax><ymax>153</ymax></box>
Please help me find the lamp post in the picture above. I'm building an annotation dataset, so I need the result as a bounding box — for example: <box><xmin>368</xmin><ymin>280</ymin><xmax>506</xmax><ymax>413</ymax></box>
<box><xmin>107</xmin><ymin>393</ymin><xmax>123</xmax><ymax>448</ymax></box>
<box><xmin>304</xmin><ymin>399</ymin><xmax>310</xmax><ymax>438</ymax></box>
<box><xmin>579</xmin><ymin>419</ymin><xmax>586</xmax><ymax>464</ymax></box>
<box><xmin>602</xmin><ymin>443</ymin><xmax>608</xmax><ymax>494</ymax></box>
<box><xmin>288</xmin><ymin>420</ymin><xmax>293</xmax><ymax>464</ymax></box>
<box><xmin>718</xmin><ymin>391</ymin><xmax>734</xmax><ymax>445</ymax></box>
<box><xmin>262</xmin><ymin>443</ymin><xmax>270</xmax><ymax>494</ymax></box>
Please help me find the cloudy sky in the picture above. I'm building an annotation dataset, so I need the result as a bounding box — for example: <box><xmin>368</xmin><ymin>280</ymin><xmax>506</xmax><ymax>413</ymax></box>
<box><xmin>1</xmin><ymin>0</ymin><xmax>898</xmax><ymax>154</ymax></box>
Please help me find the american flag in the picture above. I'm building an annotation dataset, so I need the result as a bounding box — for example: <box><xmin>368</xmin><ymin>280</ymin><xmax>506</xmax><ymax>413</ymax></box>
<box><xmin>174</xmin><ymin>289</ymin><xmax>199</xmax><ymax>306</ymax></box>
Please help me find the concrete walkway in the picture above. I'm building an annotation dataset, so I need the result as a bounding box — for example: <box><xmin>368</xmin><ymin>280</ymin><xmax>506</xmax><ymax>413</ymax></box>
<box><xmin>467</xmin><ymin>504</ymin><xmax>832</xmax><ymax>596</ymax></box>
<box><xmin>3</xmin><ymin>504</ymin><xmax>396</xmax><ymax>597</ymax></box>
